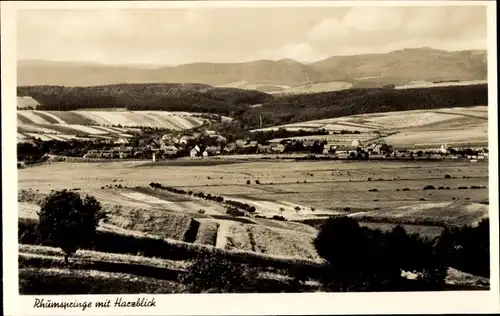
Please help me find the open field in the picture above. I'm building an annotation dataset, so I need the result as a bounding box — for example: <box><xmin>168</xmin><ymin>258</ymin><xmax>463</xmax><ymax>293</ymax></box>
<box><xmin>273</xmin><ymin>81</ymin><xmax>353</xmax><ymax>95</ymax></box>
<box><xmin>252</xmin><ymin>106</ymin><xmax>488</xmax><ymax>148</ymax></box>
<box><xmin>395</xmin><ymin>80</ymin><xmax>488</xmax><ymax>90</ymax></box>
<box><xmin>253</xmin><ymin>106</ymin><xmax>487</xmax><ymax>132</ymax></box>
<box><xmin>16</xmin><ymin>110</ymin><xmax>221</xmax><ymax>142</ymax></box>
<box><xmin>19</xmin><ymin>159</ymin><xmax>489</xmax><ymax>235</ymax></box>
<box><xmin>18</xmin><ymin>155</ymin><xmax>490</xmax><ymax>292</ymax></box>
<box><xmin>17</xmin><ymin>110</ymin><xmax>207</xmax><ymax>128</ymax></box>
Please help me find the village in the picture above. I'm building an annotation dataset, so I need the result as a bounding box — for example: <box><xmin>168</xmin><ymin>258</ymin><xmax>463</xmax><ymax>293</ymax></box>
<box><xmin>78</xmin><ymin>127</ymin><xmax>489</xmax><ymax>162</ymax></box>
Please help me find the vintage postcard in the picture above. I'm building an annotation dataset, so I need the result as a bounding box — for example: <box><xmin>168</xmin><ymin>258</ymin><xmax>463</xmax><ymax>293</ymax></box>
<box><xmin>2</xmin><ymin>0</ymin><xmax>499</xmax><ymax>315</ymax></box>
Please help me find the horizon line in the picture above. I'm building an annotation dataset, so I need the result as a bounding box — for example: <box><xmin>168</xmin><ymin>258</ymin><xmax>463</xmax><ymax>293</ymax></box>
<box><xmin>17</xmin><ymin>46</ymin><xmax>487</xmax><ymax>69</ymax></box>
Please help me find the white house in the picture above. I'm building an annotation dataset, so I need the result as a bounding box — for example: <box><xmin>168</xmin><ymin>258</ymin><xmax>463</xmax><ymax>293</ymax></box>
<box><xmin>114</xmin><ymin>138</ymin><xmax>130</xmax><ymax>145</ymax></box>
<box><xmin>439</xmin><ymin>144</ymin><xmax>449</xmax><ymax>154</ymax></box>
<box><xmin>270</xmin><ymin>144</ymin><xmax>286</xmax><ymax>153</ymax></box>
<box><xmin>190</xmin><ymin>145</ymin><xmax>201</xmax><ymax>158</ymax></box>
<box><xmin>190</xmin><ymin>148</ymin><xmax>198</xmax><ymax>158</ymax></box>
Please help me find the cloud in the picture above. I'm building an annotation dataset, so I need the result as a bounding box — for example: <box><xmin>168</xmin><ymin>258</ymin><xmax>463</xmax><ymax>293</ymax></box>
<box><xmin>342</xmin><ymin>7</ymin><xmax>404</xmax><ymax>32</ymax></box>
<box><xmin>305</xmin><ymin>6</ymin><xmax>487</xmax><ymax>55</ymax></box>
<box><xmin>308</xmin><ymin>18</ymin><xmax>349</xmax><ymax>41</ymax></box>
<box><xmin>17</xmin><ymin>6</ymin><xmax>488</xmax><ymax>65</ymax></box>
<box><xmin>257</xmin><ymin>43</ymin><xmax>325</xmax><ymax>62</ymax></box>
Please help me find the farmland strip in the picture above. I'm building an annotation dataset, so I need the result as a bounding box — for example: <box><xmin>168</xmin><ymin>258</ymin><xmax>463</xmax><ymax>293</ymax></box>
<box><xmin>17</xmin><ymin>111</ymin><xmax>51</xmax><ymax>124</ymax></box>
<box><xmin>32</xmin><ymin>111</ymin><xmax>62</xmax><ymax>124</ymax></box>
<box><xmin>17</xmin><ymin>113</ymin><xmax>34</xmax><ymax>124</ymax></box>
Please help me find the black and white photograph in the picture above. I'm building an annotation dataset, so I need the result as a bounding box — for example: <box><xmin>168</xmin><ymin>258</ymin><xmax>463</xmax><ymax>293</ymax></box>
<box><xmin>2</xmin><ymin>1</ymin><xmax>499</xmax><ymax>315</ymax></box>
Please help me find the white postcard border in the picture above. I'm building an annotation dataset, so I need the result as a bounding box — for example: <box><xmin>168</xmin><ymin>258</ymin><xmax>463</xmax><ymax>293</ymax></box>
<box><xmin>2</xmin><ymin>1</ymin><xmax>499</xmax><ymax>315</ymax></box>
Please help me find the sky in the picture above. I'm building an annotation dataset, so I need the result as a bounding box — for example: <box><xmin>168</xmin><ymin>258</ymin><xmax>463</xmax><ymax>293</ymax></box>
<box><xmin>17</xmin><ymin>5</ymin><xmax>488</xmax><ymax>66</ymax></box>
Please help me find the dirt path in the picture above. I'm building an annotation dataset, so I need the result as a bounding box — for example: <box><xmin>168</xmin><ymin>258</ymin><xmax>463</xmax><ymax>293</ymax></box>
<box><xmin>215</xmin><ymin>221</ymin><xmax>230</xmax><ymax>249</ymax></box>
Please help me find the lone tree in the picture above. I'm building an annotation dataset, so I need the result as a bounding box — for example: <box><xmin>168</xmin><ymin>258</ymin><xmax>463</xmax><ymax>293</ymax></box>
<box><xmin>294</xmin><ymin>206</ymin><xmax>301</xmax><ymax>214</ymax></box>
<box><xmin>37</xmin><ymin>190</ymin><xmax>107</xmax><ymax>264</ymax></box>
<box><xmin>279</xmin><ymin>207</ymin><xmax>285</xmax><ymax>215</ymax></box>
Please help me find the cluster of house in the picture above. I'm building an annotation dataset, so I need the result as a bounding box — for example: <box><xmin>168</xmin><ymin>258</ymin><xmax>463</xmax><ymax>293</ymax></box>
<box><xmin>83</xmin><ymin>129</ymin><xmax>227</xmax><ymax>159</ymax></box>
<box><xmin>82</xmin><ymin>127</ymin><xmax>488</xmax><ymax>162</ymax></box>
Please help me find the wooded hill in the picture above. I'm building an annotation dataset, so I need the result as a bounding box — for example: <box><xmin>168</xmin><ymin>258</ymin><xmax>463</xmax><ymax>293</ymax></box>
<box><xmin>18</xmin><ymin>48</ymin><xmax>486</xmax><ymax>89</ymax></box>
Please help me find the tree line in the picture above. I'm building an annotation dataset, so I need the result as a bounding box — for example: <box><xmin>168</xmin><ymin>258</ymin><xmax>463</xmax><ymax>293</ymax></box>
<box><xmin>18</xmin><ymin>84</ymin><xmax>487</xmax><ymax>131</ymax></box>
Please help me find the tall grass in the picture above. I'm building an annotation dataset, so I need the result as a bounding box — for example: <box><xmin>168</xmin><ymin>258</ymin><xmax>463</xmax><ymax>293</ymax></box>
<box><xmin>195</xmin><ymin>221</ymin><xmax>220</xmax><ymax>246</ymax></box>
<box><xmin>19</xmin><ymin>268</ymin><xmax>188</xmax><ymax>295</ymax></box>
<box><xmin>19</xmin><ymin>218</ymin><xmax>325</xmax><ymax>275</ymax></box>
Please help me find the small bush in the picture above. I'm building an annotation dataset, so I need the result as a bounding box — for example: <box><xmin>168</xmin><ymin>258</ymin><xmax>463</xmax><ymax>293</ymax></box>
<box><xmin>445</xmin><ymin>174</ymin><xmax>451</xmax><ymax>179</ymax></box>
<box><xmin>272</xmin><ymin>216</ymin><xmax>286</xmax><ymax>221</ymax></box>
<box><xmin>423</xmin><ymin>185</ymin><xmax>436</xmax><ymax>190</ymax></box>
<box><xmin>402</xmin><ymin>188</ymin><xmax>410</xmax><ymax>191</ymax></box>
<box><xmin>226</xmin><ymin>208</ymin><xmax>245</xmax><ymax>217</ymax></box>
<box><xmin>458</xmin><ymin>186</ymin><xmax>468</xmax><ymax>190</ymax></box>
<box><xmin>179</xmin><ymin>253</ymin><xmax>256</xmax><ymax>293</ymax></box>
<box><xmin>255</xmin><ymin>180</ymin><xmax>261</xmax><ymax>184</ymax></box>
<box><xmin>368</xmin><ymin>188</ymin><xmax>378</xmax><ymax>192</ymax></box>
<box><xmin>246</xmin><ymin>180</ymin><xmax>251</xmax><ymax>185</ymax></box>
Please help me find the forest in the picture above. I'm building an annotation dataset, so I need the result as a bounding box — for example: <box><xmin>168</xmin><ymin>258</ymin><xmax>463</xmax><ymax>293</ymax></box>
<box><xmin>18</xmin><ymin>83</ymin><xmax>488</xmax><ymax>130</ymax></box>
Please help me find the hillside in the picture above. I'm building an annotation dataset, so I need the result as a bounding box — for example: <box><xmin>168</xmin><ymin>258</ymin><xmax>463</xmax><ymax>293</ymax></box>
<box><xmin>248</xmin><ymin>84</ymin><xmax>488</xmax><ymax>128</ymax></box>
<box><xmin>17</xmin><ymin>83</ymin><xmax>488</xmax><ymax>131</ymax></box>
<box><xmin>18</xmin><ymin>48</ymin><xmax>486</xmax><ymax>88</ymax></box>
<box><xmin>310</xmin><ymin>48</ymin><xmax>487</xmax><ymax>87</ymax></box>
<box><xmin>17</xmin><ymin>84</ymin><xmax>270</xmax><ymax>115</ymax></box>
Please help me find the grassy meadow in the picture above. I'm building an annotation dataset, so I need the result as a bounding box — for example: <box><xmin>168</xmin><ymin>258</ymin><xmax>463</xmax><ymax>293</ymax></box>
<box><xmin>18</xmin><ymin>157</ymin><xmax>490</xmax><ymax>293</ymax></box>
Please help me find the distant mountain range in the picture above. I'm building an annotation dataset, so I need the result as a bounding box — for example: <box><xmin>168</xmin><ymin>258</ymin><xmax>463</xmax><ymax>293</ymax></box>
<box><xmin>18</xmin><ymin>48</ymin><xmax>487</xmax><ymax>90</ymax></box>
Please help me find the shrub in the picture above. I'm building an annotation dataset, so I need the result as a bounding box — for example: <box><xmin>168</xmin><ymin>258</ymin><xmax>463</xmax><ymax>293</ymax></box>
<box><xmin>272</xmin><ymin>216</ymin><xmax>286</xmax><ymax>221</ymax></box>
<box><xmin>435</xmin><ymin>219</ymin><xmax>489</xmax><ymax>278</ymax></box>
<box><xmin>226</xmin><ymin>208</ymin><xmax>245</xmax><ymax>217</ymax></box>
<box><xmin>179</xmin><ymin>253</ymin><xmax>256</xmax><ymax>293</ymax></box>
<box><xmin>458</xmin><ymin>186</ymin><xmax>468</xmax><ymax>190</ymax></box>
<box><xmin>246</xmin><ymin>180</ymin><xmax>251</xmax><ymax>185</ymax></box>
<box><xmin>255</xmin><ymin>180</ymin><xmax>261</xmax><ymax>184</ymax></box>
<box><xmin>445</xmin><ymin>174</ymin><xmax>451</xmax><ymax>179</ymax></box>
<box><xmin>423</xmin><ymin>185</ymin><xmax>436</xmax><ymax>190</ymax></box>
<box><xmin>314</xmin><ymin>217</ymin><xmax>446</xmax><ymax>291</ymax></box>
<box><xmin>368</xmin><ymin>188</ymin><xmax>378</xmax><ymax>192</ymax></box>
<box><xmin>37</xmin><ymin>190</ymin><xmax>107</xmax><ymax>264</ymax></box>
<box><xmin>402</xmin><ymin>188</ymin><xmax>410</xmax><ymax>191</ymax></box>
